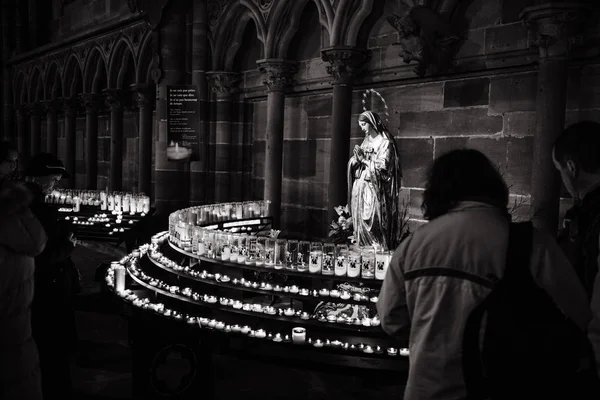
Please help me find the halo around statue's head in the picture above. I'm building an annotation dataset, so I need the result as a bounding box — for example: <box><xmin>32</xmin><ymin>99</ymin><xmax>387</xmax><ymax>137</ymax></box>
<box><xmin>362</xmin><ymin>89</ymin><xmax>390</xmax><ymax>126</ymax></box>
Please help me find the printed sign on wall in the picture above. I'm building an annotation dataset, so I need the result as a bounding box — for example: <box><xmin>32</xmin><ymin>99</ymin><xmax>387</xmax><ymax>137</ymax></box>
<box><xmin>166</xmin><ymin>85</ymin><xmax>200</xmax><ymax>161</ymax></box>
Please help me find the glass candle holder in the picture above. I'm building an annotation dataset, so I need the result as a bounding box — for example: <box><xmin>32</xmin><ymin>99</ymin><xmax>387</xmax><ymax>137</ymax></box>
<box><xmin>309</xmin><ymin>242</ymin><xmax>323</xmax><ymax>274</ymax></box>
<box><xmin>347</xmin><ymin>247</ymin><xmax>361</xmax><ymax>277</ymax></box>
<box><xmin>297</xmin><ymin>241</ymin><xmax>310</xmax><ymax>272</ymax></box>
<box><xmin>238</xmin><ymin>235</ymin><xmax>248</xmax><ymax>263</ymax></box>
<box><xmin>197</xmin><ymin>228</ymin><xmax>206</xmax><ymax>256</ymax></box>
<box><xmin>322</xmin><ymin>243</ymin><xmax>335</xmax><ymax>276</ymax></box>
<box><xmin>191</xmin><ymin>226</ymin><xmax>201</xmax><ymax>254</ymax></box>
<box><xmin>205</xmin><ymin>231</ymin><xmax>215</xmax><ymax>258</ymax></box>
<box><xmin>265</xmin><ymin>238</ymin><xmax>276</xmax><ymax>267</ymax></box>
<box><xmin>335</xmin><ymin>244</ymin><xmax>349</xmax><ymax>277</ymax></box>
<box><xmin>222</xmin><ymin>233</ymin><xmax>233</xmax><ymax>261</ymax></box>
<box><xmin>246</xmin><ymin>236</ymin><xmax>257</xmax><ymax>265</ymax></box>
<box><xmin>361</xmin><ymin>246</ymin><xmax>375</xmax><ymax>279</ymax></box>
<box><xmin>376</xmin><ymin>249</ymin><xmax>393</xmax><ymax>280</ymax></box>
<box><xmin>212</xmin><ymin>232</ymin><xmax>223</xmax><ymax>259</ymax></box>
<box><xmin>230</xmin><ymin>234</ymin><xmax>240</xmax><ymax>262</ymax></box>
<box><xmin>285</xmin><ymin>240</ymin><xmax>298</xmax><ymax>270</ymax></box>
<box><xmin>256</xmin><ymin>237</ymin><xmax>267</xmax><ymax>266</ymax></box>
<box><xmin>274</xmin><ymin>239</ymin><xmax>286</xmax><ymax>270</ymax></box>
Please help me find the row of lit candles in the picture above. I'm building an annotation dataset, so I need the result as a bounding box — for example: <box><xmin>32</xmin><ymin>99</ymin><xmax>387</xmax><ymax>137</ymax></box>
<box><xmin>46</xmin><ymin>189</ymin><xmax>151</xmax><ymax>213</ymax></box>
<box><xmin>170</xmin><ymin>200</ymin><xmax>271</xmax><ymax>227</ymax></box>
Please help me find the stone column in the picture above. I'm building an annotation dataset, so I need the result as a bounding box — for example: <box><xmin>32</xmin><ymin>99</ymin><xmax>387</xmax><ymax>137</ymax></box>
<box><xmin>131</xmin><ymin>84</ymin><xmax>154</xmax><ymax>196</ymax></box>
<box><xmin>103</xmin><ymin>89</ymin><xmax>124</xmax><ymax>191</ymax></box>
<box><xmin>61</xmin><ymin>97</ymin><xmax>78</xmax><ymax>187</ymax></box>
<box><xmin>206</xmin><ymin>72</ymin><xmax>241</xmax><ymax>202</ymax></box>
<box><xmin>191</xmin><ymin>0</ymin><xmax>209</xmax><ymax>204</ymax></box>
<box><xmin>322</xmin><ymin>46</ymin><xmax>369</xmax><ymax>223</ymax></box>
<box><xmin>15</xmin><ymin>105</ymin><xmax>27</xmax><ymax>164</ymax></box>
<box><xmin>26</xmin><ymin>103</ymin><xmax>42</xmax><ymax>156</ymax></box>
<box><xmin>43</xmin><ymin>99</ymin><xmax>58</xmax><ymax>155</ymax></box>
<box><xmin>155</xmin><ymin>0</ymin><xmax>188</xmax><ymax>214</ymax></box>
<box><xmin>521</xmin><ymin>3</ymin><xmax>588</xmax><ymax>235</ymax></box>
<box><xmin>80</xmin><ymin>93</ymin><xmax>101</xmax><ymax>189</ymax></box>
<box><xmin>257</xmin><ymin>59</ymin><xmax>298</xmax><ymax>228</ymax></box>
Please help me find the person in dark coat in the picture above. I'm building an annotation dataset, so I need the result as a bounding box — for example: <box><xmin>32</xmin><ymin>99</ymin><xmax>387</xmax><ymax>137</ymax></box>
<box><xmin>25</xmin><ymin>152</ymin><xmax>79</xmax><ymax>400</ymax></box>
<box><xmin>0</xmin><ymin>142</ymin><xmax>47</xmax><ymax>400</ymax></box>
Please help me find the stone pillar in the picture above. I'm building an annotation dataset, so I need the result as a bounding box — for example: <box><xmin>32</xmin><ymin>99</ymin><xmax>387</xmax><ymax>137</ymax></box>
<box><xmin>103</xmin><ymin>89</ymin><xmax>124</xmax><ymax>191</ymax></box>
<box><xmin>26</xmin><ymin>103</ymin><xmax>41</xmax><ymax>156</ymax></box>
<box><xmin>257</xmin><ymin>59</ymin><xmax>298</xmax><ymax>228</ymax></box>
<box><xmin>61</xmin><ymin>97</ymin><xmax>78</xmax><ymax>187</ymax></box>
<box><xmin>131</xmin><ymin>84</ymin><xmax>154</xmax><ymax>196</ymax></box>
<box><xmin>190</xmin><ymin>0</ymin><xmax>209</xmax><ymax>204</ymax></box>
<box><xmin>80</xmin><ymin>93</ymin><xmax>101</xmax><ymax>189</ymax></box>
<box><xmin>521</xmin><ymin>3</ymin><xmax>588</xmax><ymax>235</ymax></box>
<box><xmin>43</xmin><ymin>99</ymin><xmax>58</xmax><ymax>155</ymax></box>
<box><xmin>15</xmin><ymin>105</ymin><xmax>27</xmax><ymax>164</ymax></box>
<box><xmin>322</xmin><ymin>46</ymin><xmax>369</xmax><ymax>223</ymax></box>
<box><xmin>155</xmin><ymin>0</ymin><xmax>188</xmax><ymax>214</ymax></box>
<box><xmin>206</xmin><ymin>72</ymin><xmax>241</xmax><ymax>202</ymax></box>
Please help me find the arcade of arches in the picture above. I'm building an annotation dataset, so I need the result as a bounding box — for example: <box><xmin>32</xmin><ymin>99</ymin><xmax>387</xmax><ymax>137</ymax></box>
<box><xmin>1</xmin><ymin>0</ymin><xmax>600</xmax><ymax>238</ymax></box>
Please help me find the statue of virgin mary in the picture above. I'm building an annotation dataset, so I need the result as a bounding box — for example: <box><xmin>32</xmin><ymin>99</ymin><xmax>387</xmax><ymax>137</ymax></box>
<box><xmin>347</xmin><ymin>111</ymin><xmax>402</xmax><ymax>251</ymax></box>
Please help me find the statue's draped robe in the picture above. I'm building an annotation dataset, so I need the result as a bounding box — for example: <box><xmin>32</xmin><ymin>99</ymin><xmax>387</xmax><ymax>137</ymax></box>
<box><xmin>347</xmin><ymin>125</ymin><xmax>402</xmax><ymax>251</ymax></box>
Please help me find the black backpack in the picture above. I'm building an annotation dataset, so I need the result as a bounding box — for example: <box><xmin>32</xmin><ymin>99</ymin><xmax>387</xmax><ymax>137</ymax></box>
<box><xmin>462</xmin><ymin>222</ymin><xmax>599</xmax><ymax>400</ymax></box>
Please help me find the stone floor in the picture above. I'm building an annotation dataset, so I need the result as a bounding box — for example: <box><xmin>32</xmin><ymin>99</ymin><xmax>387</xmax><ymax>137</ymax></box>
<box><xmin>70</xmin><ymin>244</ymin><xmax>406</xmax><ymax>399</ymax></box>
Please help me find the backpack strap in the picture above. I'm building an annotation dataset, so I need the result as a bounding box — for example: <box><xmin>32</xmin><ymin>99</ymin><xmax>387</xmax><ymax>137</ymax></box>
<box><xmin>462</xmin><ymin>221</ymin><xmax>534</xmax><ymax>400</ymax></box>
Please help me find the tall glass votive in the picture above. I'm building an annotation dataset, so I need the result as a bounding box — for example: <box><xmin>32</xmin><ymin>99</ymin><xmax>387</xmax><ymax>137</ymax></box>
<box><xmin>191</xmin><ymin>226</ymin><xmax>201</xmax><ymax>254</ymax></box>
<box><xmin>322</xmin><ymin>243</ymin><xmax>335</xmax><ymax>276</ymax></box>
<box><xmin>213</xmin><ymin>232</ymin><xmax>223</xmax><ymax>260</ymax></box>
<box><xmin>285</xmin><ymin>240</ymin><xmax>299</xmax><ymax>270</ymax></box>
<box><xmin>245</xmin><ymin>236</ymin><xmax>256</xmax><ymax>264</ymax></box>
<box><xmin>274</xmin><ymin>239</ymin><xmax>287</xmax><ymax>270</ymax></box>
<box><xmin>204</xmin><ymin>231</ymin><xmax>215</xmax><ymax>258</ymax></box>
<box><xmin>348</xmin><ymin>246</ymin><xmax>361</xmax><ymax>278</ymax></box>
<box><xmin>376</xmin><ymin>249</ymin><xmax>393</xmax><ymax>280</ymax></box>
<box><xmin>222</xmin><ymin>233</ymin><xmax>233</xmax><ymax>261</ymax></box>
<box><xmin>237</xmin><ymin>235</ymin><xmax>248</xmax><ymax>263</ymax></box>
<box><xmin>335</xmin><ymin>244</ymin><xmax>349</xmax><ymax>277</ymax></box>
<box><xmin>255</xmin><ymin>237</ymin><xmax>266</xmax><ymax>266</ymax></box>
<box><xmin>309</xmin><ymin>242</ymin><xmax>323</xmax><ymax>274</ymax></box>
<box><xmin>265</xmin><ymin>238</ymin><xmax>276</xmax><ymax>268</ymax></box>
<box><xmin>361</xmin><ymin>246</ymin><xmax>375</xmax><ymax>279</ymax></box>
<box><xmin>297</xmin><ymin>241</ymin><xmax>310</xmax><ymax>272</ymax></box>
<box><xmin>197</xmin><ymin>228</ymin><xmax>206</xmax><ymax>256</ymax></box>
<box><xmin>230</xmin><ymin>234</ymin><xmax>240</xmax><ymax>262</ymax></box>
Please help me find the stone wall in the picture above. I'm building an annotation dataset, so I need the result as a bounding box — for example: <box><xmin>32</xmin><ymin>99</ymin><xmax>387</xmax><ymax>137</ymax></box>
<box><xmin>245</xmin><ymin>0</ymin><xmax>600</xmax><ymax>239</ymax></box>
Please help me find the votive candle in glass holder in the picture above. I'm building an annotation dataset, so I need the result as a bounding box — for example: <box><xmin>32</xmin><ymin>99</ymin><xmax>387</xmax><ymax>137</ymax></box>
<box><xmin>213</xmin><ymin>232</ymin><xmax>224</xmax><ymax>259</ymax></box>
<box><xmin>265</xmin><ymin>238</ymin><xmax>276</xmax><ymax>267</ymax></box>
<box><xmin>285</xmin><ymin>240</ymin><xmax>299</xmax><ymax>270</ymax></box>
<box><xmin>335</xmin><ymin>244</ymin><xmax>349</xmax><ymax>277</ymax></box>
<box><xmin>256</xmin><ymin>237</ymin><xmax>267</xmax><ymax>266</ymax></box>
<box><xmin>376</xmin><ymin>250</ymin><xmax>393</xmax><ymax>280</ymax></box>
<box><xmin>235</xmin><ymin>202</ymin><xmax>243</xmax><ymax>219</ymax></box>
<box><xmin>246</xmin><ymin>236</ymin><xmax>258</xmax><ymax>265</ymax></box>
<box><xmin>309</xmin><ymin>242</ymin><xmax>323</xmax><ymax>274</ymax></box>
<box><xmin>238</xmin><ymin>235</ymin><xmax>248</xmax><ymax>263</ymax></box>
<box><xmin>205</xmin><ymin>231</ymin><xmax>215</xmax><ymax>258</ymax></box>
<box><xmin>197</xmin><ymin>228</ymin><xmax>206</xmax><ymax>256</ymax></box>
<box><xmin>322</xmin><ymin>243</ymin><xmax>335</xmax><ymax>276</ymax></box>
<box><xmin>274</xmin><ymin>239</ymin><xmax>287</xmax><ymax>270</ymax></box>
<box><xmin>221</xmin><ymin>233</ymin><xmax>232</xmax><ymax>261</ymax></box>
<box><xmin>230</xmin><ymin>234</ymin><xmax>240</xmax><ymax>262</ymax></box>
<box><xmin>297</xmin><ymin>241</ymin><xmax>310</xmax><ymax>272</ymax></box>
<box><xmin>361</xmin><ymin>246</ymin><xmax>375</xmax><ymax>279</ymax></box>
<box><xmin>191</xmin><ymin>226</ymin><xmax>201</xmax><ymax>254</ymax></box>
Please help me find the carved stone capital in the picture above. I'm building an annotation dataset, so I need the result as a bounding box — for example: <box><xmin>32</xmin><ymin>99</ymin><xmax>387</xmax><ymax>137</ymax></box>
<box><xmin>257</xmin><ymin>59</ymin><xmax>298</xmax><ymax>93</ymax></box>
<box><xmin>130</xmin><ymin>84</ymin><xmax>154</xmax><ymax>109</ymax></box>
<box><xmin>42</xmin><ymin>99</ymin><xmax>59</xmax><ymax>114</ymax></box>
<box><xmin>79</xmin><ymin>93</ymin><xmax>102</xmax><ymax>112</ymax></box>
<box><xmin>521</xmin><ymin>3</ymin><xmax>589</xmax><ymax>59</ymax></box>
<box><xmin>24</xmin><ymin>103</ymin><xmax>42</xmax><ymax>118</ymax></box>
<box><xmin>59</xmin><ymin>97</ymin><xmax>80</xmax><ymax>116</ymax></box>
<box><xmin>102</xmin><ymin>89</ymin><xmax>125</xmax><ymax>111</ymax></box>
<box><xmin>206</xmin><ymin>72</ymin><xmax>242</xmax><ymax>99</ymax></box>
<box><xmin>321</xmin><ymin>47</ymin><xmax>369</xmax><ymax>85</ymax></box>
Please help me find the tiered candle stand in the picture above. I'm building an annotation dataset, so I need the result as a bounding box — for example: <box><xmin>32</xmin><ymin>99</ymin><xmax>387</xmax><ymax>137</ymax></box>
<box><xmin>106</xmin><ymin>201</ymin><xmax>409</xmax><ymax>399</ymax></box>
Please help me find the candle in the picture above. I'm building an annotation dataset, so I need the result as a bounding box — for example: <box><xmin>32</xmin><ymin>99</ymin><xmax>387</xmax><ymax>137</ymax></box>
<box><xmin>113</xmin><ymin>263</ymin><xmax>126</xmax><ymax>293</ymax></box>
<box><xmin>292</xmin><ymin>327</ymin><xmax>306</xmax><ymax>344</ymax></box>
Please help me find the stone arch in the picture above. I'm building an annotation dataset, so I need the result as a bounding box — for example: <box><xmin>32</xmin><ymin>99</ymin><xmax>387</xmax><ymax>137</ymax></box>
<box><xmin>213</xmin><ymin>0</ymin><xmax>267</xmax><ymax>70</ymax></box>
<box><xmin>28</xmin><ymin>66</ymin><xmax>44</xmax><ymax>103</ymax></box>
<box><xmin>224</xmin><ymin>16</ymin><xmax>263</xmax><ymax>71</ymax></box>
<box><xmin>14</xmin><ymin>70</ymin><xmax>28</xmax><ymax>105</ymax></box>
<box><xmin>268</xmin><ymin>0</ymin><xmax>334</xmax><ymax>57</ymax></box>
<box><xmin>63</xmin><ymin>54</ymin><xmax>83</xmax><ymax>98</ymax></box>
<box><xmin>44</xmin><ymin>61</ymin><xmax>63</xmax><ymax>100</ymax></box>
<box><xmin>108</xmin><ymin>35</ymin><xmax>137</xmax><ymax>88</ymax></box>
<box><xmin>330</xmin><ymin>0</ymin><xmax>374</xmax><ymax>46</ymax></box>
<box><xmin>83</xmin><ymin>46</ymin><xmax>108</xmax><ymax>94</ymax></box>
<box><xmin>136</xmin><ymin>30</ymin><xmax>155</xmax><ymax>84</ymax></box>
